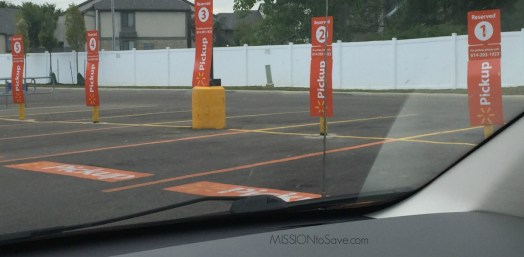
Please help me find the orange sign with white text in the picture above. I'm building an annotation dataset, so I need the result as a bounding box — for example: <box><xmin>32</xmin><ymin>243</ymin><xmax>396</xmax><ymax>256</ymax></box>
<box><xmin>467</xmin><ymin>9</ymin><xmax>503</xmax><ymax>126</ymax></box>
<box><xmin>6</xmin><ymin>161</ymin><xmax>152</xmax><ymax>182</ymax></box>
<box><xmin>192</xmin><ymin>0</ymin><xmax>213</xmax><ymax>87</ymax></box>
<box><xmin>165</xmin><ymin>181</ymin><xmax>321</xmax><ymax>202</ymax></box>
<box><xmin>310</xmin><ymin>16</ymin><xmax>333</xmax><ymax>117</ymax></box>
<box><xmin>10</xmin><ymin>35</ymin><xmax>25</xmax><ymax>104</ymax></box>
<box><xmin>85</xmin><ymin>30</ymin><xmax>100</xmax><ymax>106</ymax></box>
<box><xmin>467</xmin><ymin>59</ymin><xmax>503</xmax><ymax>126</ymax></box>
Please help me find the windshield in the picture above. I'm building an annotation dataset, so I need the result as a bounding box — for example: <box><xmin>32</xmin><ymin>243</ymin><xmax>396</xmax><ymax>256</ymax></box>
<box><xmin>0</xmin><ymin>0</ymin><xmax>523</xmax><ymax>237</ymax></box>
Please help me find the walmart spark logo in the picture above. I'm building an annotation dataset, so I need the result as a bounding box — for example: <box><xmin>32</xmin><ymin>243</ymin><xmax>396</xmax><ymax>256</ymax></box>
<box><xmin>196</xmin><ymin>72</ymin><xmax>207</xmax><ymax>86</ymax></box>
<box><xmin>314</xmin><ymin>100</ymin><xmax>325</xmax><ymax>114</ymax></box>
<box><xmin>88</xmin><ymin>94</ymin><xmax>97</xmax><ymax>105</ymax></box>
<box><xmin>477</xmin><ymin>107</ymin><xmax>495</xmax><ymax>124</ymax></box>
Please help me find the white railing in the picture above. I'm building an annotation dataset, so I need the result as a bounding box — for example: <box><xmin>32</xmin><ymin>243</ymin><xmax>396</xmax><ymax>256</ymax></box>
<box><xmin>1</xmin><ymin>29</ymin><xmax>523</xmax><ymax>89</ymax></box>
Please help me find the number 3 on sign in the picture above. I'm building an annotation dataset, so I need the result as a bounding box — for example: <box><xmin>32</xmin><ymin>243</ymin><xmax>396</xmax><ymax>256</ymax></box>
<box><xmin>199</xmin><ymin>7</ymin><xmax>209</xmax><ymax>23</ymax></box>
<box><xmin>316</xmin><ymin>26</ymin><xmax>327</xmax><ymax>44</ymax></box>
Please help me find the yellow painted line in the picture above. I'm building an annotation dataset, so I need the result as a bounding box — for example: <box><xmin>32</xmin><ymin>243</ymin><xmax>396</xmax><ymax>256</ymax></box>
<box><xmin>0</xmin><ymin>125</ymin><xmax>131</xmax><ymax>141</ymax></box>
<box><xmin>257</xmin><ymin>114</ymin><xmax>418</xmax><ymax>131</ymax></box>
<box><xmin>400</xmin><ymin>139</ymin><xmax>476</xmax><ymax>146</ymax></box>
<box><xmin>231</xmin><ymin>128</ymin><xmax>477</xmax><ymax>147</ymax></box>
<box><xmin>95</xmin><ymin>121</ymin><xmax>192</xmax><ymax>129</ymax></box>
<box><xmin>0</xmin><ymin>105</ymin><xmax>158</xmax><ymax>118</ymax></box>
<box><xmin>104</xmin><ymin>125</ymin><xmax>476</xmax><ymax>193</ymax></box>
<box><xmin>151</xmin><ymin>111</ymin><xmax>310</xmax><ymax>125</ymax></box>
<box><xmin>33</xmin><ymin>119</ymin><xmax>191</xmax><ymax>128</ymax></box>
<box><xmin>400</xmin><ymin>126</ymin><xmax>483</xmax><ymax>140</ymax></box>
<box><xmin>0</xmin><ymin>131</ymin><xmax>245</xmax><ymax>164</ymax></box>
<box><xmin>66</xmin><ymin>110</ymin><xmax>191</xmax><ymax>122</ymax></box>
<box><xmin>230</xmin><ymin>129</ymin><xmax>389</xmax><ymax>141</ymax></box>
<box><xmin>0</xmin><ymin>123</ymin><xmax>24</xmax><ymax>128</ymax></box>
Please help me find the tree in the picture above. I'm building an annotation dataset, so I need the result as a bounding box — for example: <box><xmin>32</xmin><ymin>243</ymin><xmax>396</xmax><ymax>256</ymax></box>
<box><xmin>15</xmin><ymin>12</ymin><xmax>30</xmax><ymax>52</ymax></box>
<box><xmin>38</xmin><ymin>7</ymin><xmax>59</xmax><ymax>84</ymax></box>
<box><xmin>380</xmin><ymin>0</ymin><xmax>524</xmax><ymax>40</ymax></box>
<box><xmin>234</xmin><ymin>0</ymin><xmax>524</xmax><ymax>44</ymax></box>
<box><xmin>233</xmin><ymin>0</ymin><xmax>387</xmax><ymax>44</ymax></box>
<box><xmin>0</xmin><ymin>1</ymin><xmax>17</xmax><ymax>8</ymax></box>
<box><xmin>18</xmin><ymin>3</ymin><xmax>61</xmax><ymax>50</ymax></box>
<box><xmin>65</xmin><ymin>4</ymin><xmax>86</xmax><ymax>84</ymax></box>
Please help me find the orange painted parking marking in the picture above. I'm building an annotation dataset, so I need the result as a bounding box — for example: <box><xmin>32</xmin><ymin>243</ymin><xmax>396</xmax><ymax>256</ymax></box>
<box><xmin>104</xmin><ymin>126</ymin><xmax>479</xmax><ymax>193</ymax></box>
<box><xmin>103</xmin><ymin>140</ymin><xmax>388</xmax><ymax>193</ymax></box>
<box><xmin>165</xmin><ymin>181</ymin><xmax>320</xmax><ymax>202</ymax></box>
<box><xmin>0</xmin><ymin>126</ymin><xmax>130</xmax><ymax>141</ymax></box>
<box><xmin>5</xmin><ymin>161</ymin><xmax>152</xmax><ymax>182</ymax></box>
<box><xmin>0</xmin><ymin>131</ymin><xmax>246</xmax><ymax>164</ymax></box>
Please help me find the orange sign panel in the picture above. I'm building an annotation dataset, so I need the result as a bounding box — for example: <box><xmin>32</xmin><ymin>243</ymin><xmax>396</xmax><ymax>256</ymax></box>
<box><xmin>467</xmin><ymin>9</ymin><xmax>501</xmax><ymax>46</ymax></box>
<box><xmin>467</xmin><ymin>9</ymin><xmax>503</xmax><ymax>126</ymax></box>
<box><xmin>6</xmin><ymin>161</ymin><xmax>152</xmax><ymax>182</ymax></box>
<box><xmin>85</xmin><ymin>30</ymin><xmax>100</xmax><ymax>106</ymax></box>
<box><xmin>468</xmin><ymin>44</ymin><xmax>501</xmax><ymax>60</ymax></box>
<box><xmin>310</xmin><ymin>16</ymin><xmax>333</xmax><ymax>117</ymax></box>
<box><xmin>467</xmin><ymin>59</ymin><xmax>504</xmax><ymax>126</ymax></box>
<box><xmin>10</xmin><ymin>35</ymin><xmax>25</xmax><ymax>104</ymax></box>
<box><xmin>165</xmin><ymin>181</ymin><xmax>321</xmax><ymax>202</ymax></box>
<box><xmin>192</xmin><ymin>0</ymin><xmax>213</xmax><ymax>87</ymax></box>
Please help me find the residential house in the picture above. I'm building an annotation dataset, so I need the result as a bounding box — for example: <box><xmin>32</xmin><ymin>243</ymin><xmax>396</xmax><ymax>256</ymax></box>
<box><xmin>58</xmin><ymin>0</ymin><xmax>193</xmax><ymax>51</ymax></box>
<box><xmin>215</xmin><ymin>10</ymin><xmax>263</xmax><ymax>47</ymax></box>
<box><xmin>0</xmin><ymin>8</ymin><xmax>17</xmax><ymax>54</ymax></box>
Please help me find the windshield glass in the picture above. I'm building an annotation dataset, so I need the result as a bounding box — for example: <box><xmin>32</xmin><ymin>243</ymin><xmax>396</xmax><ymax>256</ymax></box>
<box><xmin>0</xmin><ymin>0</ymin><xmax>523</xmax><ymax>236</ymax></box>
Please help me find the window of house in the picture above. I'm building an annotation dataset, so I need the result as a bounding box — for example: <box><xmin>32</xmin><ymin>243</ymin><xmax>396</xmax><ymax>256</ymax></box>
<box><xmin>121</xmin><ymin>40</ymin><xmax>136</xmax><ymax>50</ymax></box>
<box><xmin>144</xmin><ymin>43</ymin><xmax>154</xmax><ymax>50</ymax></box>
<box><xmin>121</xmin><ymin>12</ymin><xmax>135</xmax><ymax>29</ymax></box>
<box><xmin>6</xmin><ymin>36</ymin><xmax>12</xmax><ymax>52</ymax></box>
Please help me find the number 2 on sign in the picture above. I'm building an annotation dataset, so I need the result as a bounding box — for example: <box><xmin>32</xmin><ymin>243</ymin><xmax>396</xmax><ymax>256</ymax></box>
<box><xmin>316</xmin><ymin>26</ymin><xmax>327</xmax><ymax>43</ymax></box>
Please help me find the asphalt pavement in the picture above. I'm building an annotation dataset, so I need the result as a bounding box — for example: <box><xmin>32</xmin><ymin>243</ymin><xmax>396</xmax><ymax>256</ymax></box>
<box><xmin>0</xmin><ymin>88</ymin><xmax>523</xmax><ymax>235</ymax></box>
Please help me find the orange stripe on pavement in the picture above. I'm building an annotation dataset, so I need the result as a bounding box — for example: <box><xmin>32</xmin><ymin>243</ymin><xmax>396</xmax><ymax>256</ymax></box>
<box><xmin>103</xmin><ymin>140</ymin><xmax>389</xmax><ymax>193</ymax></box>
<box><xmin>165</xmin><ymin>181</ymin><xmax>320</xmax><ymax>202</ymax></box>
<box><xmin>0</xmin><ymin>131</ymin><xmax>246</xmax><ymax>164</ymax></box>
<box><xmin>6</xmin><ymin>161</ymin><xmax>152</xmax><ymax>182</ymax></box>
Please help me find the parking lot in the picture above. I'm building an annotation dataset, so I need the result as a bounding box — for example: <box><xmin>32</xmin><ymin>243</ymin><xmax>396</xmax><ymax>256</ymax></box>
<box><xmin>0</xmin><ymin>88</ymin><xmax>522</xmax><ymax>234</ymax></box>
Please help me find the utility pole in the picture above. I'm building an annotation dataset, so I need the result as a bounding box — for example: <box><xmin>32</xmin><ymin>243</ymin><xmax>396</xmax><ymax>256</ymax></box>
<box><xmin>111</xmin><ymin>0</ymin><xmax>115</xmax><ymax>50</ymax></box>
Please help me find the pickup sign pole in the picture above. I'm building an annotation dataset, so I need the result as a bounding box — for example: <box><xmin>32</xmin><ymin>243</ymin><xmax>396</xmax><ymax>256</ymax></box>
<box><xmin>92</xmin><ymin>106</ymin><xmax>99</xmax><ymax>123</ymax></box>
<box><xmin>467</xmin><ymin>9</ymin><xmax>504</xmax><ymax>139</ymax></box>
<box><xmin>19</xmin><ymin>104</ymin><xmax>25</xmax><ymax>120</ymax></box>
<box><xmin>484</xmin><ymin>125</ymin><xmax>494</xmax><ymax>138</ymax></box>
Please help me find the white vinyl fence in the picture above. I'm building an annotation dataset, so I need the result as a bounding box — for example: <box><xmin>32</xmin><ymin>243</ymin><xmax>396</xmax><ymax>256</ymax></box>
<box><xmin>1</xmin><ymin>29</ymin><xmax>523</xmax><ymax>89</ymax></box>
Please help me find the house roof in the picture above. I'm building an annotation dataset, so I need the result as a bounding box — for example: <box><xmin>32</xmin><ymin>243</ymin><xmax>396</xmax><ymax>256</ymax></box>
<box><xmin>216</xmin><ymin>11</ymin><xmax>263</xmax><ymax>31</ymax></box>
<box><xmin>0</xmin><ymin>8</ymin><xmax>17</xmax><ymax>35</ymax></box>
<box><xmin>93</xmin><ymin>0</ymin><xmax>192</xmax><ymax>11</ymax></box>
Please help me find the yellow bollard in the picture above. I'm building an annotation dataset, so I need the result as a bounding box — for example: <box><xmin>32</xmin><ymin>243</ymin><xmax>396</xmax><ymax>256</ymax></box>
<box><xmin>192</xmin><ymin>86</ymin><xmax>226</xmax><ymax>129</ymax></box>
<box><xmin>92</xmin><ymin>106</ymin><xmax>99</xmax><ymax>123</ymax></box>
<box><xmin>320</xmin><ymin>117</ymin><xmax>327</xmax><ymax>135</ymax></box>
<box><xmin>19</xmin><ymin>104</ymin><xmax>25</xmax><ymax>120</ymax></box>
<box><xmin>483</xmin><ymin>125</ymin><xmax>494</xmax><ymax>139</ymax></box>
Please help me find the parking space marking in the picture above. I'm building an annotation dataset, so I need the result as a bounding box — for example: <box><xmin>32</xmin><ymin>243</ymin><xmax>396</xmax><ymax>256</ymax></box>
<box><xmin>257</xmin><ymin>114</ymin><xmax>417</xmax><ymax>131</ymax></box>
<box><xmin>103</xmin><ymin>125</ymin><xmax>479</xmax><ymax>193</ymax></box>
<box><xmin>0</xmin><ymin>131</ymin><xmax>246</xmax><ymax>164</ymax></box>
<box><xmin>231</xmin><ymin>129</ymin><xmax>477</xmax><ymax>146</ymax></box>
<box><xmin>89</xmin><ymin>121</ymin><xmax>192</xmax><ymax>129</ymax></box>
<box><xmin>0</xmin><ymin>105</ymin><xmax>158</xmax><ymax>118</ymax></box>
<box><xmin>66</xmin><ymin>110</ymin><xmax>191</xmax><ymax>122</ymax></box>
<box><xmin>151</xmin><ymin>111</ymin><xmax>310</xmax><ymax>125</ymax></box>
<box><xmin>0</xmin><ymin>126</ymin><xmax>131</xmax><ymax>141</ymax></box>
<box><xmin>6</xmin><ymin>161</ymin><xmax>152</xmax><ymax>182</ymax></box>
<box><xmin>103</xmin><ymin>140</ymin><xmax>388</xmax><ymax>193</ymax></box>
<box><xmin>165</xmin><ymin>181</ymin><xmax>320</xmax><ymax>202</ymax></box>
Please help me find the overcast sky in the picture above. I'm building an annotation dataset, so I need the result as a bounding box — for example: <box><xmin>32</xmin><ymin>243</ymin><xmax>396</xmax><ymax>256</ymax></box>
<box><xmin>13</xmin><ymin>0</ymin><xmax>250</xmax><ymax>13</ymax></box>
